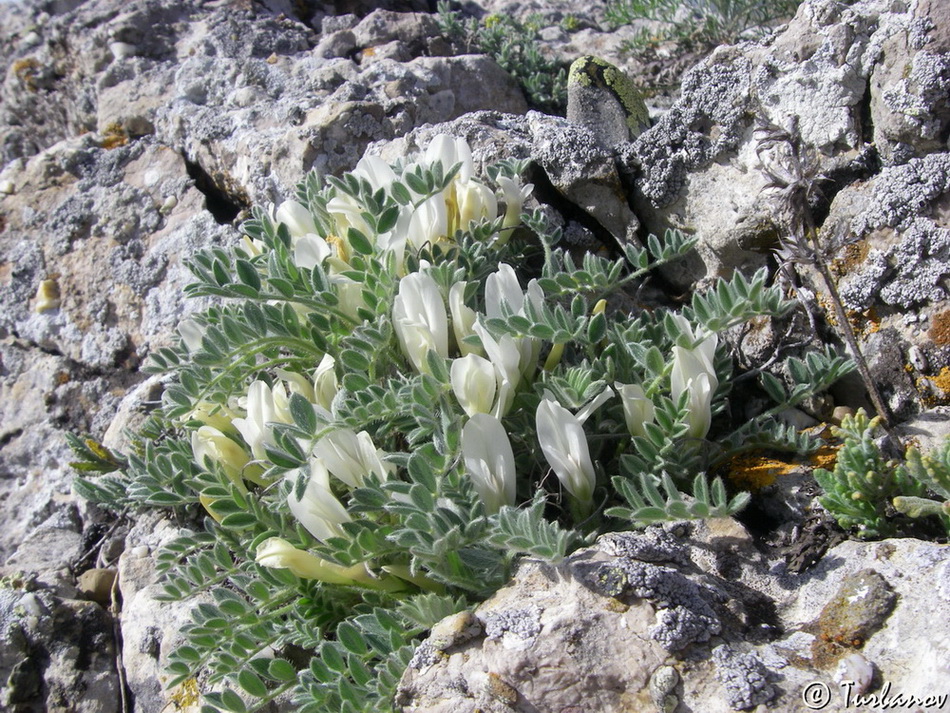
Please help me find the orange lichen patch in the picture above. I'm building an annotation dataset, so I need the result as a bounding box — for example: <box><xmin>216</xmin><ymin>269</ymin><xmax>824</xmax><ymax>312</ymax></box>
<box><xmin>929</xmin><ymin>309</ymin><xmax>950</xmax><ymax>345</ymax></box>
<box><xmin>12</xmin><ymin>57</ymin><xmax>41</xmax><ymax>91</ymax></box>
<box><xmin>723</xmin><ymin>452</ymin><xmax>798</xmax><ymax>492</ymax></box>
<box><xmin>832</xmin><ymin>239</ymin><xmax>870</xmax><ymax>278</ymax></box>
<box><xmin>100</xmin><ymin>122</ymin><xmax>128</xmax><ymax>150</ymax></box>
<box><xmin>361</xmin><ymin>46</ymin><xmax>377</xmax><ymax>58</ymax></box>
<box><xmin>931</xmin><ymin>366</ymin><xmax>950</xmax><ymax>392</ymax></box>
<box><xmin>724</xmin><ymin>428</ymin><xmax>842</xmax><ymax>492</ymax></box>
<box><xmin>916</xmin><ymin>366</ymin><xmax>950</xmax><ymax>407</ymax></box>
<box><xmin>808</xmin><ymin>569</ymin><xmax>896</xmax><ymax>668</ymax></box>
<box><xmin>808</xmin><ymin>441</ymin><xmax>839</xmax><ymax>471</ymax></box>
<box><xmin>844</xmin><ymin>306</ymin><xmax>881</xmax><ymax>338</ymax></box>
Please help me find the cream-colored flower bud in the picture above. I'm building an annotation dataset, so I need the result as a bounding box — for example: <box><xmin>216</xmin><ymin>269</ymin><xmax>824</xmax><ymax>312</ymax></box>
<box><xmin>449</xmin><ymin>282</ymin><xmax>480</xmax><ymax>357</ymax></box>
<box><xmin>497</xmin><ymin>175</ymin><xmax>533</xmax><ymax>232</ymax></box>
<box><xmin>313</xmin><ymin>429</ymin><xmax>392</xmax><ymax>489</ymax></box>
<box><xmin>615</xmin><ymin>383</ymin><xmax>655</xmax><ymax>438</ymax></box>
<box><xmin>461</xmin><ymin>413</ymin><xmax>516</xmax><ymax>514</ymax></box>
<box><xmin>451</xmin><ymin>354</ymin><xmax>497</xmax><ymax>417</ymax></box>
<box><xmin>191</xmin><ymin>426</ymin><xmax>250</xmax><ymax>489</ymax></box>
<box><xmin>393</xmin><ymin>271</ymin><xmax>449</xmax><ymax>374</ymax></box>
<box><xmin>275</xmin><ymin>200</ymin><xmax>318</xmax><ymax>239</ymax></box>
<box><xmin>536</xmin><ymin>393</ymin><xmax>595</xmax><ymax>507</ymax></box>
<box><xmin>256</xmin><ymin>537</ymin><xmax>371</xmax><ymax>585</ymax></box>
<box><xmin>286</xmin><ymin>459</ymin><xmax>351</xmax><ymax>542</ymax></box>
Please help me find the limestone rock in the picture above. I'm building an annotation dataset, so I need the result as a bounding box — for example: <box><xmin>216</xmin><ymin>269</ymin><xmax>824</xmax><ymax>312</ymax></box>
<box><xmin>0</xmin><ymin>583</ymin><xmax>118</xmax><ymax>713</ymax></box>
<box><xmin>117</xmin><ymin>511</ymin><xmax>212</xmax><ymax>713</ymax></box>
<box><xmin>398</xmin><ymin>522</ymin><xmax>950</xmax><ymax>713</ymax></box>
<box><xmin>625</xmin><ymin>0</ymin><xmax>950</xmax><ymax>287</ymax></box>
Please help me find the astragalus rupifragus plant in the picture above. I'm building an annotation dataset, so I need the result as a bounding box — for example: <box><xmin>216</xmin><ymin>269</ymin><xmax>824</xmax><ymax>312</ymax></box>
<box><xmin>71</xmin><ymin>134</ymin><xmax>852</xmax><ymax>713</ymax></box>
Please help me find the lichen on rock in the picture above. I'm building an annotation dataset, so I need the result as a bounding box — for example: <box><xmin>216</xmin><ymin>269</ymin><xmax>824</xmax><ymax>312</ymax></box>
<box><xmin>712</xmin><ymin>644</ymin><xmax>776</xmax><ymax>711</ymax></box>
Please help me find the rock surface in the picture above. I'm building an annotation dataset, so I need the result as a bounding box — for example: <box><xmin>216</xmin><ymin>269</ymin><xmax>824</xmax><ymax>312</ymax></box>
<box><xmin>399</xmin><ymin>520</ymin><xmax>950</xmax><ymax>713</ymax></box>
<box><xmin>1</xmin><ymin>0</ymin><xmax>948</xmax><ymax>711</ymax></box>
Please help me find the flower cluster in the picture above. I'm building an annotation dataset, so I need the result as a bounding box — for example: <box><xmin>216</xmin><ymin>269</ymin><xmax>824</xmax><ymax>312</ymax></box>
<box><xmin>71</xmin><ymin>133</ymin><xmax>850</xmax><ymax>713</ymax></box>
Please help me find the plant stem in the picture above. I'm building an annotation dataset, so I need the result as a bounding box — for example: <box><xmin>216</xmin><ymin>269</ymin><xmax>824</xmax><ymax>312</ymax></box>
<box><xmin>806</xmin><ymin>226</ymin><xmax>894</xmax><ymax>428</ymax></box>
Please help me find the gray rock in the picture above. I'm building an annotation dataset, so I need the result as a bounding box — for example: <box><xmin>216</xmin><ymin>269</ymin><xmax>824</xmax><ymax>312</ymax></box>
<box><xmin>712</xmin><ymin>644</ymin><xmax>776</xmax><ymax>710</ymax></box>
<box><xmin>622</xmin><ymin>0</ymin><xmax>950</xmax><ymax>288</ymax></box>
<box><xmin>0</xmin><ymin>584</ymin><xmax>118</xmax><ymax>713</ymax></box>
<box><xmin>117</xmin><ymin>511</ymin><xmax>212</xmax><ymax>713</ymax></box>
<box><xmin>400</xmin><ymin>522</ymin><xmax>950</xmax><ymax>713</ymax></box>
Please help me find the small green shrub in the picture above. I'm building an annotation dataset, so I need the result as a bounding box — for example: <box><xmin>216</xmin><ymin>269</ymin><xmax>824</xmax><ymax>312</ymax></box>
<box><xmin>813</xmin><ymin>410</ymin><xmax>950</xmax><ymax>538</ymax></box>
<box><xmin>436</xmin><ymin>2</ymin><xmax>567</xmax><ymax>114</ymax></box>
<box><xmin>605</xmin><ymin>0</ymin><xmax>802</xmax><ymax>53</ymax></box>
<box><xmin>893</xmin><ymin>442</ymin><xmax>950</xmax><ymax>533</ymax></box>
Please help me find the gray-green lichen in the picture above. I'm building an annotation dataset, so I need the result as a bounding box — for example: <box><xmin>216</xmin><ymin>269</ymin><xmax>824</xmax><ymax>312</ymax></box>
<box><xmin>838</xmin><ymin>154</ymin><xmax>950</xmax><ymax>309</ymax></box>
<box><xmin>481</xmin><ymin>606</ymin><xmax>542</xmax><ymax>642</ymax></box>
<box><xmin>629</xmin><ymin>53</ymin><xmax>754</xmax><ymax>208</ymax></box>
<box><xmin>575</xmin><ymin>534</ymin><xmax>722</xmax><ymax>652</ymax></box>
<box><xmin>712</xmin><ymin>644</ymin><xmax>776</xmax><ymax>711</ymax></box>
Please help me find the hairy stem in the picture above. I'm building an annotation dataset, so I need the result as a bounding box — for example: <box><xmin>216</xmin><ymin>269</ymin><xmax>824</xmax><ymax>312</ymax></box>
<box><xmin>806</xmin><ymin>225</ymin><xmax>894</xmax><ymax>428</ymax></box>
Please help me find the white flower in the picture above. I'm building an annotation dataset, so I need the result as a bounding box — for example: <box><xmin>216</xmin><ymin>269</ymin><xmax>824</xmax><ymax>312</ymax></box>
<box><xmin>312</xmin><ymin>353</ymin><xmax>338</xmax><ymax>413</ymax></box>
<box><xmin>331</xmin><ymin>275</ymin><xmax>365</xmax><ymax>322</ymax></box>
<box><xmin>449</xmin><ymin>282</ymin><xmax>480</xmax><ymax>357</ymax></box>
<box><xmin>424</xmin><ymin>134</ymin><xmax>474</xmax><ymax>184</ymax></box>
<box><xmin>575</xmin><ymin>386</ymin><xmax>615</xmax><ymax>424</ymax></box>
<box><xmin>673</xmin><ymin>368</ymin><xmax>715</xmax><ymax>439</ymax></box>
<box><xmin>455</xmin><ymin>179</ymin><xmax>497</xmax><ymax>232</ymax></box>
<box><xmin>376</xmin><ymin>204</ymin><xmax>412</xmax><ymax>275</ymax></box>
<box><xmin>191</xmin><ymin>425</ymin><xmax>250</xmax><ymax>488</ymax></box>
<box><xmin>497</xmin><ymin>175</ymin><xmax>533</xmax><ymax>232</ymax></box>
<box><xmin>670</xmin><ymin>326</ymin><xmax>719</xmax><ymax>440</ymax></box>
<box><xmin>407</xmin><ymin>193</ymin><xmax>448</xmax><ymax>249</ymax></box>
<box><xmin>536</xmin><ymin>393</ymin><xmax>596</xmax><ymax>506</ymax></box>
<box><xmin>231</xmin><ymin>380</ymin><xmax>293</xmax><ymax>460</ymax></box>
<box><xmin>353</xmin><ymin>154</ymin><xmax>397</xmax><ymax>193</ymax></box>
<box><xmin>484</xmin><ymin>264</ymin><xmax>543</xmax><ymax>378</ymax></box>
<box><xmin>294</xmin><ymin>234</ymin><xmax>331</xmax><ymax>269</ymax></box>
<box><xmin>393</xmin><ymin>271</ymin><xmax>449</xmax><ymax>373</ymax></box>
<box><xmin>313</xmin><ymin>429</ymin><xmax>392</xmax><ymax>489</ymax></box>
<box><xmin>451</xmin><ymin>354</ymin><xmax>497</xmax><ymax>417</ymax></box>
<box><xmin>473</xmin><ymin>319</ymin><xmax>522</xmax><ymax>418</ymax></box>
<box><xmin>240</xmin><ymin>235</ymin><xmax>266</xmax><ymax>257</ymax></box>
<box><xmin>670</xmin><ymin>314</ymin><xmax>718</xmax><ymax>378</ymax></box>
<box><xmin>178</xmin><ymin>318</ymin><xmax>204</xmax><ymax>352</ymax></box>
<box><xmin>286</xmin><ymin>459</ymin><xmax>351</xmax><ymax>542</ymax></box>
<box><xmin>615</xmin><ymin>383</ymin><xmax>655</xmax><ymax>438</ymax></box>
<box><xmin>275</xmin><ymin>200</ymin><xmax>318</xmax><ymax>240</ymax></box>
<box><xmin>182</xmin><ymin>401</ymin><xmax>239</xmax><ymax>433</ymax></box>
<box><xmin>461</xmin><ymin>413</ymin><xmax>516</xmax><ymax>514</ymax></box>
<box><xmin>485</xmin><ymin>263</ymin><xmax>535</xmax><ymax>319</ymax></box>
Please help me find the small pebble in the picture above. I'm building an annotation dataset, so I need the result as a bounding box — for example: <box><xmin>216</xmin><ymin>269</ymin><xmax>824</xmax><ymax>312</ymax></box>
<box><xmin>35</xmin><ymin>279</ymin><xmax>61</xmax><ymax>312</ymax></box>
<box><xmin>833</xmin><ymin>652</ymin><xmax>874</xmax><ymax>694</ymax></box>
<box><xmin>0</xmin><ymin>179</ymin><xmax>15</xmax><ymax>195</ymax></box>
<box><xmin>109</xmin><ymin>42</ymin><xmax>137</xmax><ymax>60</ymax></box>
<box><xmin>77</xmin><ymin>568</ymin><xmax>117</xmax><ymax>606</ymax></box>
<box><xmin>908</xmin><ymin>345</ymin><xmax>928</xmax><ymax>372</ymax></box>
<box><xmin>831</xmin><ymin>406</ymin><xmax>855</xmax><ymax>425</ymax></box>
<box><xmin>160</xmin><ymin>195</ymin><xmax>178</xmax><ymax>214</ymax></box>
